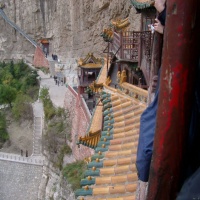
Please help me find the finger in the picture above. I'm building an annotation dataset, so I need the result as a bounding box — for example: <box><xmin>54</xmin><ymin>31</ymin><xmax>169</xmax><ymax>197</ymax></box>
<box><xmin>155</xmin><ymin>18</ymin><xmax>161</xmax><ymax>24</ymax></box>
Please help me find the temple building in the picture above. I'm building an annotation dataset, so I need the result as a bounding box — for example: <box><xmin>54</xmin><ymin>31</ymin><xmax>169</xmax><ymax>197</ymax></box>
<box><xmin>64</xmin><ymin>0</ymin><xmax>200</xmax><ymax>199</ymax></box>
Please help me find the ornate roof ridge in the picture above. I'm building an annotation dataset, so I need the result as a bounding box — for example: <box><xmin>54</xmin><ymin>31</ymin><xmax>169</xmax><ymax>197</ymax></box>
<box><xmin>130</xmin><ymin>0</ymin><xmax>155</xmax><ymax>9</ymax></box>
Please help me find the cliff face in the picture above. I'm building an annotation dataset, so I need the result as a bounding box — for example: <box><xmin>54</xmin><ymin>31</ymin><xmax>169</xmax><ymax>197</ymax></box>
<box><xmin>0</xmin><ymin>0</ymin><xmax>140</xmax><ymax>62</ymax></box>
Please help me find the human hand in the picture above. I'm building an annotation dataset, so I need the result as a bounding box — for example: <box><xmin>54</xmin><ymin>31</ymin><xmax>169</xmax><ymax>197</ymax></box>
<box><xmin>148</xmin><ymin>24</ymin><xmax>155</xmax><ymax>34</ymax></box>
<box><xmin>154</xmin><ymin>18</ymin><xmax>164</xmax><ymax>34</ymax></box>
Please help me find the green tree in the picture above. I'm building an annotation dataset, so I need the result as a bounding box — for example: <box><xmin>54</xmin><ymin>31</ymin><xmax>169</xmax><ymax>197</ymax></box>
<box><xmin>1</xmin><ymin>70</ymin><xmax>13</xmax><ymax>85</ymax></box>
<box><xmin>25</xmin><ymin>72</ymin><xmax>38</xmax><ymax>86</ymax></box>
<box><xmin>8</xmin><ymin>60</ymin><xmax>15</xmax><ymax>77</ymax></box>
<box><xmin>0</xmin><ymin>112</ymin><xmax>9</xmax><ymax>144</ymax></box>
<box><xmin>0</xmin><ymin>61</ymin><xmax>6</xmax><ymax>68</ymax></box>
<box><xmin>0</xmin><ymin>84</ymin><xmax>17</xmax><ymax>108</ymax></box>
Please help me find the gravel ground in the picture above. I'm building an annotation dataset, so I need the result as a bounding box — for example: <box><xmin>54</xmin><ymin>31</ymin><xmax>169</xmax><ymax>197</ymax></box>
<box><xmin>0</xmin><ymin>160</ymin><xmax>42</xmax><ymax>200</ymax></box>
<box><xmin>0</xmin><ymin>115</ymin><xmax>33</xmax><ymax>156</ymax></box>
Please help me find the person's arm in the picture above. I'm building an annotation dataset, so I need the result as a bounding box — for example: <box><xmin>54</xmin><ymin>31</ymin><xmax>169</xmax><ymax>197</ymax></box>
<box><xmin>154</xmin><ymin>18</ymin><xmax>164</xmax><ymax>34</ymax></box>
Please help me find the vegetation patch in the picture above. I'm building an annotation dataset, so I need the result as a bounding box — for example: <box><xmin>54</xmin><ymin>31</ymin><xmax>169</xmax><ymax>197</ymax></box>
<box><xmin>40</xmin><ymin>87</ymin><xmax>72</xmax><ymax>170</ymax></box>
<box><xmin>55</xmin><ymin>145</ymin><xmax>72</xmax><ymax>170</ymax></box>
<box><xmin>39</xmin><ymin>87</ymin><xmax>56</xmax><ymax>120</ymax></box>
<box><xmin>62</xmin><ymin>160</ymin><xmax>87</xmax><ymax>191</ymax></box>
<box><xmin>39</xmin><ymin>66</ymin><xmax>49</xmax><ymax>74</ymax></box>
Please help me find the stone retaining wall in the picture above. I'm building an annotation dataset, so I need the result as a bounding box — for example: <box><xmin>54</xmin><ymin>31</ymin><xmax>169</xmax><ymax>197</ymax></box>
<box><xmin>64</xmin><ymin>85</ymin><xmax>94</xmax><ymax>160</ymax></box>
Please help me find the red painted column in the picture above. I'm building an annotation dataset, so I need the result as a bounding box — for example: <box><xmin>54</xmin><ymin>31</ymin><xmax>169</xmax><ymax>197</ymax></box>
<box><xmin>147</xmin><ymin>0</ymin><xmax>200</xmax><ymax>199</ymax></box>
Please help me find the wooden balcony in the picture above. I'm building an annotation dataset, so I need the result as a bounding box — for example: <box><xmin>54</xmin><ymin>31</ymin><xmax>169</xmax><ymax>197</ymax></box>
<box><xmin>110</xmin><ymin>31</ymin><xmax>152</xmax><ymax>64</ymax></box>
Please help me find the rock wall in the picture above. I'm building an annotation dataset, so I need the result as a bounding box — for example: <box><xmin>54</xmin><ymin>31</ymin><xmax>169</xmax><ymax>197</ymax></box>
<box><xmin>38</xmin><ymin>153</ymin><xmax>76</xmax><ymax>200</ymax></box>
<box><xmin>0</xmin><ymin>0</ymin><xmax>141</xmax><ymax>63</ymax></box>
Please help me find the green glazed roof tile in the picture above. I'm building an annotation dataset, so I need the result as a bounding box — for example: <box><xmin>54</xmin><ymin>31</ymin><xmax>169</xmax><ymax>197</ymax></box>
<box><xmin>91</xmin><ymin>153</ymin><xmax>105</xmax><ymax>161</ymax></box>
<box><xmin>104</xmin><ymin>114</ymin><xmax>114</xmax><ymax>121</ymax></box>
<box><xmin>102</xmin><ymin>98</ymin><xmax>111</xmax><ymax>105</ymax></box>
<box><xmin>97</xmin><ymin>140</ymin><xmax>110</xmax><ymax>147</ymax></box>
<box><xmin>84</xmin><ymin>169</ymin><xmax>100</xmax><ymax>177</ymax></box>
<box><xmin>100</xmin><ymin>135</ymin><xmax>113</xmax><ymax>141</ymax></box>
<box><xmin>103</xmin><ymin>125</ymin><xmax>113</xmax><ymax>131</ymax></box>
<box><xmin>130</xmin><ymin>0</ymin><xmax>154</xmax><ymax>9</ymax></box>
<box><xmin>101</xmin><ymin>129</ymin><xmax>114</xmax><ymax>136</ymax></box>
<box><xmin>87</xmin><ymin>161</ymin><xmax>104</xmax><ymax>168</ymax></box>
<box><xmin>103</xmin><ymin>109</ymin><xmax>113</xmax><ymax>117</ymax></box>
<box><xmin>75</xmin><ymin>188</ymin><xmax>93</xmax><ymax>197</ymax></box>
<box><xmin>80</xmin><ymin>178</ymin><xmax>96</xmax><ymax>186</ymax></box>
<box><xmin>95</xmin><ymin>147</ymin><xmax>109</xmax><ymax>153</ymax></box>
<box><xmin>104</xmin><ymin>119</ymin><xmax>115</xmax><ymax>126</ymax></box>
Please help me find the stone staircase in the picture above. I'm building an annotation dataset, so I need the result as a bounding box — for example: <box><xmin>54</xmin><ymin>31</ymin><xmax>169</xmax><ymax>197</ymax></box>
<box><xmin>0</xmin><ymin>8</ymin><xmax>37</xmax><ymax>47</ymax></box>
<box><xmin>33</xmin><ymin>116</ymin><xmax>43</xmax><ymax>155</ymax></box>
<box><xmin>75</xmin><ymin>89</ymin><xmax>146</xmax><ymax>200</ymax></box>
<box><xmin>32</xmin><ymin>101</ymin><xmax>44</xmax><ymax>157</ymax></box>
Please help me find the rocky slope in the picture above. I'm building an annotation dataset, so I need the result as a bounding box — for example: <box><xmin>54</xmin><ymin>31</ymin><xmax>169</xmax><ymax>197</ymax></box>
<box><xmin>0</xmin><ymin>0</ymin><xmax>141</xmax><ymax>63</ymax></box>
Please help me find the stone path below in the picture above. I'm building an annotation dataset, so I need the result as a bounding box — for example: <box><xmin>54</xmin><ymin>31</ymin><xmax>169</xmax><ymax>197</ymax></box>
<box><xmin>38</xmin><ymin>70</ymin><xmax>67</xmax><ymax>108</ymax></box>
<box><xmin>0</xmin><ymin>160</ymin><xmax>43</xmax><ymax>200</ymax></box>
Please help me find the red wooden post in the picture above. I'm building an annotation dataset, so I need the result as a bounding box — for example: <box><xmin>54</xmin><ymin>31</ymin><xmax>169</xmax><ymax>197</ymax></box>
<box><xmin>107</xmin><ymin>42</ymin><xmax>110</xmax><ymax>76</ymax></box>
<box><xmin>120</xmin><ymin>31</ymin><xmax>123</xmax><ymax>59</ymax></box>
<box><xmin>147</xmin><ymin>0</ymin><xmax>200</xmax><ymax>199</ymax></box>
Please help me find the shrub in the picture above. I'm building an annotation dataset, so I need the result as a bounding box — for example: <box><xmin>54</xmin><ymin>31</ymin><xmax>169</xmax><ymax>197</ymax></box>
<box><xmin>40</xmin><ymin>88</ymin><xmax>57</xmax><ymax>120</ymax></box>
<box><xmin>62</xmin><ymin>160</ymin><xmax>87</xmax><ymax>191</ymax></box>
<box><xmin>44</xmin><ymin>102</ymin><xmax>56</xmax><ymax>120</ymax></box>
<box><xmin>55</xmin><ymin>144</ymin><xmax>72</xmax><ymax>170</ymax></box>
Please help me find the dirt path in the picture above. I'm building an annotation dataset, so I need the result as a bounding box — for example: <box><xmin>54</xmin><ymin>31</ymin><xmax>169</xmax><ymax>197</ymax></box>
<box><xmin>0</xmin><ymin>114</ymin><xmax>33</xmax><ymax>156</ymax></box>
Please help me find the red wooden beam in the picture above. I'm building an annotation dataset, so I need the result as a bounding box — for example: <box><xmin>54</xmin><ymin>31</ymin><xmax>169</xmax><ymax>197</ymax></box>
<box><xmin>147</xmin><ymin>0</ymin><xmax>200</xmax><ymax>199</ymax></box>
